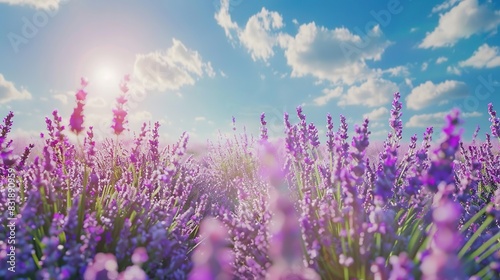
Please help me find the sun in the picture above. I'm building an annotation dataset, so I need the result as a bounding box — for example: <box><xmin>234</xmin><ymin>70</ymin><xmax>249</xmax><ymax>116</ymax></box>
<box><xmin>95</xmin><ymin>65</ymin><xmax>119</xmax><ymax>85</ymax></box>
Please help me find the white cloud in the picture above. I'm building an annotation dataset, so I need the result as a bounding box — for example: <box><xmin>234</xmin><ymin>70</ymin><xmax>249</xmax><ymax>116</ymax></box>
<box><xmin>52</xmin><ymin>94</ymin><xmax>67</xmax><ymax>104</ymax></box>
<box><xmin>436</xmin><ymin>56</ymin><xmax>448</xmax><ymax>64</ymax></box>
<box><xmin>410</xmin><ymin>27</ymin><xmax>418</xmax><ymax>33</ymax></box>
<box><xmin>9</xmin><ymin>128</ymin><xmax>42</xmax><ymax>148</ymax></box>
<box><xmin>431</xmin><ymin>0</ymin><xmax>460</xmax><ymax>14</ymax></box>
<box><xmin>278</xmin><ymin>22</ymin><xmax>391</xmax><ymax>85</ymax></box>
<box><xmin>133</xmin><ymin>39</ymin><xmax>215</xmax><ymax>91</ymax></box>
<box><xmin>421</xmin><ymin>62</ymin><xmax>428</xmax><ymax>71</ymax></box>
<box><xmin>216</xmin><ymin>4</ymin><xmax>284</xmax><ymax>62</ymax></box>
<box><xmin>447</xmin><ymin>66</ymin><xmax>462</xmax><ymax>75</ymax></box>
<box><xmin>313</xmin><ymin>87</ymin><xmax>342</xmax><ymax>106</ymax></box>
<box><xmin>128</xmin><ymin>111</ymin><xmax>153</xmax><ymax>126</ymax></box>
<box><xmin>371</xmin><ymin>122</ymin><xmax>385</xmax><ymax>129</ymax></box>
<box><xmin>382</xmin><ymin>66</ymin><xmax>410</xmax><ymax>77</ymax></box>
<box><xmin>406</xmin><ymin>80</ymin><xmax>468</xmax><ymax>110</ymax></box>
<box><xmin>214</xmin><ymin>2</ymin><xmax>396</xmax><ymax>90</ymax></box>
<box><xmin>406</xmin><ymin>111</ymin><xmax>482</xmax><ymax>127</ymax></box>
<box><xmin>459</xmin><ymin>43</ymin><xmax>500</xmax><ymax>68</ymax></box>
<box><xmin>464</xmin><ymin>111</ymin><xmax>482</xmax><ymax>117</ymax></box>
<box><xmin>406</xmin><ymin>112</ymin><xmax>444</xmax><ymax>128</ymax></box>
<box><xmin>363</xmin><ymin>107</ymin><xmax>389</xmax><ymax>121</ymax></box>
<box><xmin>419</xmin><ymin>0</ymin><xmax>500</xmax><ymax>49</ymax></box>
<box><xmin>0</xmin><ymin>74</ymin><xmax>32</xmax><ymax>104</ymax></box>
<box><xmin>338</xmin><ymin>78</ymin><xmax>398</xmax><ymax>107</ymax></box>
<box><xmin>195</xmin><ymin>116</ymin><xmax>206</xmax><ymax>122</ymax></box>
<box><xmin>238</xmin><ymin>7</ymin><xmax>284</xmax><ymax>62</ymax></box>
<box><xmin>86</xmin><ymin>97</ymin><xmax>107</xmax><ymax>108</ymax></box>
<box><xmin>405</xmin><ymin>78</ymin><xmax>414</xmax><ymax>88</ymax></box>
<box><xmin>214</xmin><ymin>0</ymin><xmax>239</xmax><ymax>40</ymax></box>
<box><xmin>0</xmin><ymin>0</ymin><xmax>64</xmax><ymax>10</ymax></box>
<box><xmin>371</xmin><ymin>129</ymin><xmax>389</xmax><ymax>137</ymax></box>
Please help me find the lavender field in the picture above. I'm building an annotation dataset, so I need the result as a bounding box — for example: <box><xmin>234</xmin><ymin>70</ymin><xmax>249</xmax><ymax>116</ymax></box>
<box><xmin>0</xmin><ymin>76</ymin><xmax>499</xmax><ymax>279</ymax></box>
<box><xmin>2</xmin><ymin>1</ymin><xmax>500</xmax><ymax>279</ymax></box>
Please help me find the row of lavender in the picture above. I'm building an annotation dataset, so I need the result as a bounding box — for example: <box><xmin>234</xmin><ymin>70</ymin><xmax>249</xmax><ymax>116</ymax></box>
<box><xmin>0</xmin><ymin>77</ymin><xmax>499</xmax><ymax>279</ymax></box>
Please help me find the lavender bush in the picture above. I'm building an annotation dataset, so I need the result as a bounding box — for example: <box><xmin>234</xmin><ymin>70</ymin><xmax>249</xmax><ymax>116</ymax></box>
<box><xmin>0</xmin><ymin>78</ymin><xmax>499</xmax><ymax>280</ymax></box>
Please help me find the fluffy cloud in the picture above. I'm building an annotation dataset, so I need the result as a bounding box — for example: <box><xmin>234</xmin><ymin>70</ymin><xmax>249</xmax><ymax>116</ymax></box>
<box><xmin>86</xmin><ymin>97</ymin><xmax>107</xmax><ymax>108</ymax></box>
<box><xmin>406</xmin><ymin>111</ymin><xmax>482</xmax><ymax>127</ymax></box>
<box><xmin>436</xmin><ymin>56</ymin><xmax>448</xmax><ymax>64</ymax></box>
<box><xmin>447</xmin><ymin>66</ymin><xmax>461</xmax><ymax>75</ymax></box>
<box><xmin>278</xmin><ymin>22</ymin><xmax>391</xmax><ymax>85</ymax></box>
<box><xmin>363</xmin><ymin>107</ymin><xmax>389</xmax><ymax>121</ymax></box>
<box><xmin>52</xmin><ymin>94</ymin><xmax>67</xmax><ymax>104</ymax></box>
<box><xmin>239</xmin><ymin>8</ymin><xmax>284</xmax><ymax>61</ymax></box>
<box><xmin>216</xmin><ymin>3</ymin><xmax>284</xmax><ymax>62</ymax></box>
<box><xmin>459</xmin><ymin>43</ymin><xmax>500</xmax><ymax>69</ymax></box>
<box><xmin>431</xmin><ymin>0</ymin><xmax>460</xmax><ymax>14</ymax></box>
<box><xmin>215</xmin><ymin>2</ymin><xmax>392</xmax><ymax>85</ymax></box>
<box><xmin>371</xmin><ymin>129</ymin><xmax>389</xmax><ymax>137</ymax></box>
<box><xmin>214</xmin><ymin>0</ymin><xmax>239</xmax><ymax>40</ymax></box>
<box><xmin>0</xmin><ymin>74</ymin><xmax>32</xmax><ymax>104</ymax></box>
<box><xmin>338</xmin><ymin>78</ymin><xmax>398</xmax><ymax>107</ymax></box>
<box><xmin>382</xmin><ymin>66</ymin><xmax>410</xmax><ymax>77</ymax></box>
<box><xmin>419</xmin><ymin>0</ymin><xmax>500</xmax><ymax>48</ymax></box>
<box><xmin>214</xmin><ymin>0</ymin><xmax>399</xmax><ymax>109</ymax></box>
<box><xmin>129</xmin><ymin>111</ymin><xmax>153</xmax><ymax>124</ymax></box>
<box><xmin>406</xmin><ymin>80</ymin><xmax>468</xmax><ymax>110</ymax></box>
<box><xmin>313</xmin><ymin>87</ymin><xmax>342</xmax><ymax>106</ymax></box>
<box><xmin>421</xmin><ymin>62</ymin><xmax>428</xmax><ymax>71</ymax></box>
<box><xmin>133</xmin><ymin>39</ymin><xmax>215</xmax><ymax>91</ymax></box>
<box><xmin>0</xmin><ymin>0</ymin><xmax>64</xmax><ymax>10</ymax></box>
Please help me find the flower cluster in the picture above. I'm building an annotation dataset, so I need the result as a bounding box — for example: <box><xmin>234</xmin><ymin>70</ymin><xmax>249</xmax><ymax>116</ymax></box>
<box><xmin>1</xmin><ymin>87</ymin><xmax>499</xmax><ymax>280</ymax></box>
<box><xmin>0</xmin><ymin>78</ymin><xmax>208</xmax><ymax>280</ymax></box>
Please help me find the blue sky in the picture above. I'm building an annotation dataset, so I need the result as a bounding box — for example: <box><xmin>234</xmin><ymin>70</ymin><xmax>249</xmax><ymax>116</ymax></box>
<box><xmin>0</xmin><ymin>0</ymin><xmax>499</xmax><ymax>145</ymax></box>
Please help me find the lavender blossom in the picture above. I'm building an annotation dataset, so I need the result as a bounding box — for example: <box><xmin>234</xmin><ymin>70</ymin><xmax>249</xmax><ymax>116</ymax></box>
<box><xmin>69</xmin><ymin>78</ymin><xmax>88</xmax><ymax>135</ymax></box>
<box><xmin>111</xmin><ymin>75</ymin><xmax>130</xmax><ymax>135</ymax></box>
<box><xmin>260</xmin><ymin>112</ymin><xmax>268</xmax><ymax>141</ymax></box>
<box><xmin>424</xmin><ymin>110</ymin><xmax>462</xmax><ymax>193</ymax></box>
<box><xmin>488</xmin><ymin>103</ymin><xmax>500</xmax><ymax>138</ymax></box>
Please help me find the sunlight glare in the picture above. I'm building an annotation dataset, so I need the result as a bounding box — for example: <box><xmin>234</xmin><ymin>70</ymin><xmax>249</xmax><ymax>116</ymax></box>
<box><xmin>95</xmin><ymin>65</ymin><xmax>119</xmax><ymax>85</ymax></box>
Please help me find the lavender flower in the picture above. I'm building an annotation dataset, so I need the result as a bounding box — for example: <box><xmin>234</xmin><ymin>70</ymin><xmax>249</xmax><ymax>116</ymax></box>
<box><xmin>308</xmin><ymin>123</ymin><xmax>320</xmax><ymax>148</ymax></box>
<box><xmin>424</xmin><ymin>110</ymin><xmax>462</xmax><ymax>193</ymax></box>
<box><xmin>260</xmin><ymin>112</ymin><xmax>268</xmax><ymax>141</ymax></box>
<box><xmin>69</xmin><ymin>77</ymin><xmax>88</xmax><ymax>135</ymax></box>
<box><xmin>111</xmin><ymin>75</ymin><xmax>130</xmax><ymax>135</ymax></box>
<box><xmin>0</xmin><ymin>112</ymin><xmax>17</xmax><ymax>168</ymax></box>
<box><xmin>488</xmin><ymin>103</ymin><xmax>500</xmax><ymax>138</ymax></box>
